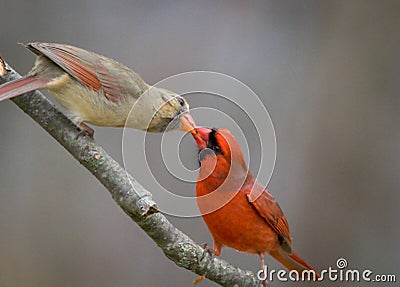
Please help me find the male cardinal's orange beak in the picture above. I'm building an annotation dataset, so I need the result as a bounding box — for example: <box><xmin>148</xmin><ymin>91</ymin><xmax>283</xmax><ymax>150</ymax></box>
<box><xmin>192</xmin><ymin>127</ymin><xmax>211</xmax><ymax>150</ymax></box>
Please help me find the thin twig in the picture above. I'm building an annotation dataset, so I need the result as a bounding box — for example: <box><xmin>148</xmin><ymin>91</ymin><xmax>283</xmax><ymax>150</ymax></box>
<box><xmin>0</xmin><ymin>59</ymin><xmax>263</xmax><ymax>287</ymax></box>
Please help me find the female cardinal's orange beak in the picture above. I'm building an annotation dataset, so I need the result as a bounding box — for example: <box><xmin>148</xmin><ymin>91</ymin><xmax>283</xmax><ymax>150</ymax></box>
<box><xmin>180</xmin><ymin>114</ymin><xmax>211</xmax><ymax>150</ymax></box>
<box><xmin>180</xmin><ymin>113</ymin><xmax>196</xmax><ymax>132</ymax></box>
<box><xmin>192</xmin><ymin>127</ymin><xmax>211</xmax><ymax>150</ymax></box>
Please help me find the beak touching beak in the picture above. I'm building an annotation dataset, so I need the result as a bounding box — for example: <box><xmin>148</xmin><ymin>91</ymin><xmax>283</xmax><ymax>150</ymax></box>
<box><xmin>179</xmin><ymin>113</ymin><xmax>211</xmax><ymax>150</ymax></box>
<box><xmin>180</xmin><ymin>113</ymin><xmax>196</xmax><ymax>132</ymax></box>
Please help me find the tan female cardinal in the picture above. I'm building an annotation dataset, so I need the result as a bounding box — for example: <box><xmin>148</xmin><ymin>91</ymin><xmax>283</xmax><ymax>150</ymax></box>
<box><xmin>190</xmin><ymin>127</ymin><xmax>319</xmax><ymax>280</ymax></box>
<box><xmin>0</xmin><ymin>42</ymin><xmax>194</xmax><ymax>135</ymax></box>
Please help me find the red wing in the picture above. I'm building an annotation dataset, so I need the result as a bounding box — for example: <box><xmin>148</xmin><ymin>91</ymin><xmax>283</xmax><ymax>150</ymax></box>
<box><xmin>25</xmin><ymin>42</ymin><xmax>124</xmax><ymax>102</ymax></box>
<box><xmin>246</xmin><ymin>184</ymin><xmax>292</xmax><ymax>251</ymax></box>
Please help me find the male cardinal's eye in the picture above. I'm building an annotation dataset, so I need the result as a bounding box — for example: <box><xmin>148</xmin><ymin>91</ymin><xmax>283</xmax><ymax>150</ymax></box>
<box><xmin>177</xmin><ymin>97</ymin><xmax>185</xmax><ymax>106</ymax></box>
<box><xmin>213</xmin><ymin>145</ymin><xmax>221</xmax><ymax>153</ymax></box>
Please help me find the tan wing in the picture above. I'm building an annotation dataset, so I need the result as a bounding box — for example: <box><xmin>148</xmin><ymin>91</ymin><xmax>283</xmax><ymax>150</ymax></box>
<box><xmin>25</xmin><ymin>42</ymin><xmax>148</xmax><ymax>102</ymax></box>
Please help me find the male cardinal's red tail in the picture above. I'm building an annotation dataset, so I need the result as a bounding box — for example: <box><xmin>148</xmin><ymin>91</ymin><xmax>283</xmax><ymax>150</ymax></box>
<box><xmin>269</xmin><ymin>247</ymin><xmax>320</xmax><ymax>280</ymax></box>
<box><xmin>0</xmin><ymin>75</ymin><xmax>47</xmax><ymax>101</ymax></box>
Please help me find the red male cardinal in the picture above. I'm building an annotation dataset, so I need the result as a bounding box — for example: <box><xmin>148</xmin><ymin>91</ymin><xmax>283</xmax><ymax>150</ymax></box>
<box><xmin>0</xmin><ymin>42</ymin><xmax>194</xmax><ymax>135</ymax></box>
<box><xmin>190</xmin><ymin>127</ymin><xmax>319</xmax><ymax>280</ymax></box>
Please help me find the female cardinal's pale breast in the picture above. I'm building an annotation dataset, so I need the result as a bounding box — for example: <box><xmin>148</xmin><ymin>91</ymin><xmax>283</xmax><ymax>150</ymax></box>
<box><xmin>47</xmin><ymin>74</ymin><xmax>132</xmax><ymax>127</ymax></box>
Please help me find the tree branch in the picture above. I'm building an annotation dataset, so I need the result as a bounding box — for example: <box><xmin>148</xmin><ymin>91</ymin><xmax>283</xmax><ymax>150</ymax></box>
<box><xmin>0</xmin><ymin>60</ymin><xmax>262</xmax><ymax>287</ymax></box>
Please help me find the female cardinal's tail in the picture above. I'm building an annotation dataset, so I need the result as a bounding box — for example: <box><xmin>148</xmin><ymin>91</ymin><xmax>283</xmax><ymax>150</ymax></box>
<box><xmin>0</xmin><ymin>75</ymin><xmax>47</xmax><ymax>101</ymax></box>
<box><xmin>269</xmin><ymin>247</ymin><xmax>320</xmax><ymax>280</ymax></box>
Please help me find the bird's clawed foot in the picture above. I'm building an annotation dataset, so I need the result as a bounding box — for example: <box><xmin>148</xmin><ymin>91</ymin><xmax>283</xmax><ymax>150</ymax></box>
<box><xmin>199</xmin><ymin>243</ymin><xmax>214</xmax><ymax>262</ymax></box>
<box><xmin>192</xmin><ymin>243</ymin><xmax>213</xmax><ymax>284</ymax></box>
<box><xmin>260</xmin><ymin>279</ymin><xmax>270</xmax><ymax>287</ymax></box>
<box><xmin>76</xmin><ymin>122</ymin><xmax>94</xmax><ymax>139</ymax></box>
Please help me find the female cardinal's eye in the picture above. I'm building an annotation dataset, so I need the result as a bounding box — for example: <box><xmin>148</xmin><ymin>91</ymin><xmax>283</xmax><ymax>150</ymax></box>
<box><xmin>177</xmin><ymin>97</ymin><xmax>185</xmax><ymax>106</ymax></box>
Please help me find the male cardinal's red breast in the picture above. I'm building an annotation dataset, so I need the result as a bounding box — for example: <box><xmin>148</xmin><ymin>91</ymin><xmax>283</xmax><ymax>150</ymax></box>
<box><xmin>190</xmin><ymin>127</ymin><xmax>319</xmax><ymax>280</ymax></box>
<box><xmin>0</xmin><ymin>42</ymin><xmax>193</xmax><ymax>135</ymax></box>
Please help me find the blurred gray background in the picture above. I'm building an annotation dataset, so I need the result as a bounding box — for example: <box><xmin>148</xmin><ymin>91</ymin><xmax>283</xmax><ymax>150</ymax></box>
<box><xmin>0</xmin><ymin>1</ymin><xmax>399</xmax><ymax>286</ymax></box>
